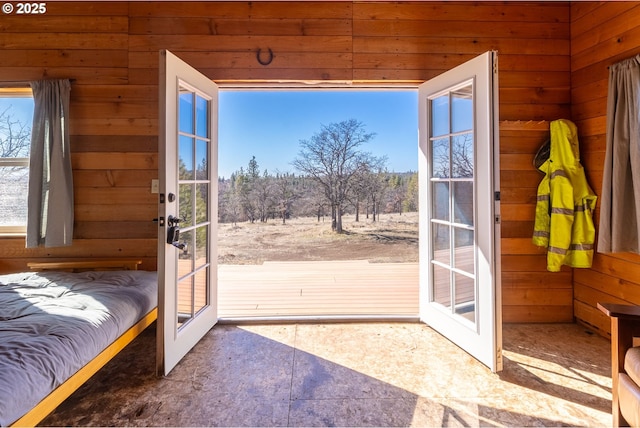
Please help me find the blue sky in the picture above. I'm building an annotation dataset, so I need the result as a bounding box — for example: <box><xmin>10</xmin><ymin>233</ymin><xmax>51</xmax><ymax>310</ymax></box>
<box><xmin>218</xmin><ymin>90</ymin><xmax>418</xmax><ymax>179</ymax></box>
<box><xmin>0</xmin><ymin>97</ymin><xmax>34</xmax><ymax>133</ymax></box>
<box><xmin>0</xmin><ymin>97</ymin><xmax>34</xmax><ymax>159</ymax></box>
<box><xmin>1</xmin><ymin>91</ymin><xmax>419</xmax><ymax>178</ymax></box>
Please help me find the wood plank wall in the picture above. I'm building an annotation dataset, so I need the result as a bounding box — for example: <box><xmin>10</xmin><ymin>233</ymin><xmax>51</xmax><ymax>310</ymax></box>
<box><xmin>1</xmin><ymin>2</ymin><xmax>158</xmax><ymax>271</ymax></box>
<box><xmin>571</xmin><ymin>2</ymin><xmax>640</xmax><ymax>336</ymax></box>
<box><xmin>0</xmin><ymin>1</ymin><xmax>573</xmax><ymax>323</ymax></box>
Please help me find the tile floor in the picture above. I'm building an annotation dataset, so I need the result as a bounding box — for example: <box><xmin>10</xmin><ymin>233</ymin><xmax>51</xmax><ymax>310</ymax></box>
<box><xmin>41</xmin><ymin>322</ymin><xmax>612</xmax><ymax>427</ymax></box>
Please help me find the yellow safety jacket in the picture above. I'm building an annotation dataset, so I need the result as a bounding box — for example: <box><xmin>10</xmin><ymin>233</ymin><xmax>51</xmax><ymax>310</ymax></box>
<box><xmin>532</xmin><ymin>119</ymin><xmax>597</xmax><ymax>272</ymax></box>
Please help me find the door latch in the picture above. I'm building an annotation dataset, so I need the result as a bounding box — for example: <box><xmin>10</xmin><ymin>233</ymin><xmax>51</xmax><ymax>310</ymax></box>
<box><xmin>167</xmin><ymin>215</ymin><xmax>186</xmax><ymax>250</ymax></box>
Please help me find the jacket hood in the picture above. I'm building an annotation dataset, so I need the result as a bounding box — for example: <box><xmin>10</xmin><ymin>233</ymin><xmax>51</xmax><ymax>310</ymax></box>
<box><xmin>550</xmin><ymin>119</ymin><xmax>581</xmax><ymax>167</ymax></box>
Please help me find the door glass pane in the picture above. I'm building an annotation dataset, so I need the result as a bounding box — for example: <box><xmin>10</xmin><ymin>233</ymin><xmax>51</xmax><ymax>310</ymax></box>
<box><xmin>179</xmin><ymin>136</ymin><xmax>194</xmax><ymax>180</ymax></box>
<box><xmin>180</xmin><ymin>228</ymin><xmax>194</xmax><ymax>265</ymax></box>
<box><xmin>179</xmin><ymin>183</ymin><xmax>193</xmax><ymax>226</ymax></box>
<box><xmin>454</xmin><ymin>228</ymin><xmax>474</xmax><ymax>275</ymax></box>
<box><xmin>454</xmin><ymin>272</ymin><xmax>475</xmax><ymax>320</ymax></box>
<box><xmin>177</xmin><ymin>276</ymin><xmax>193</xmax><ymax>326</ymax></box>
<box><xmin>179</xmin><ymin>91</ymin><xmax>194</xmax><ymax>134</ymax></box>
<box><xmin>196</xmin><ymin>95</ymin><xmax>208</xmax><ymax>138</ymax></box>
<box><xmin>433</xmin><ymin>264</ymin><xmax>451</xmax><ymax>308</ymax></box>
<box><xmin>432</xmin><ymin>223</ymin><xmax>450</xmax><ymax>266</ymax></box>
<box><xmin>452</xmin><ymin>84</ymin><xmax>473</xmax><ymax>133</ymax></box>
<box><xmin>431</xmin><ymin>95</ymin><xmax>449</xmax><ymax>137</ymax></box>
<box><xmin>431</xmin><ymin>137</ymin><xmax>450</xmax><ymax>178</ymax></box>
<box><xmin>196</xmin><ymin>184</ymin><xmax>208</xmax><ymax>224</ymax></box>
<box><xmin>452</xmin><ymin>134</ymin><xmax>473</xmax><ymax>178</ymax></box>
<box><xmin>453</xmin><ymin>181</ymin><xmax>473</xmax><ymax>226</ymax></box>
<box><xmin>432</xmin><ymin>182</ymin><xmax>449</xmax><ymax>221</ymax></box>
<box><xmin>194</xmin><ymin>268</ymin><xmax>208</xmax><ymax>314</ymax></box>
<box><xmin>195</xmin><ymin>225</ymin><xmax>208</xmax><ymax>269</ymax></box>
<box><xmin>196</xmin><ymin>140</ymin><xmax>208</xmax><ymax>180</ymax></box>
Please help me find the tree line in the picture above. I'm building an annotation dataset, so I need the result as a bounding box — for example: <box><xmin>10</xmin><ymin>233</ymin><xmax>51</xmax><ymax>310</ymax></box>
<box><xmin>218</xmin><ymin>119</ymin><xmax>418</xmax><ymax>232</ymax></box>
<box><xmin>1</xmin><ymin>110</ymin><xmax>419</xmax><ymax>235</ymax></box>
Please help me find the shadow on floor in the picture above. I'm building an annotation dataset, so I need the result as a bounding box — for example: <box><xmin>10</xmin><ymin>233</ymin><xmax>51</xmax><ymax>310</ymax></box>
<box><xmin>41</xmin><ymin>322</ymin><xmax>611</xmax><ymax>427</ymax></box>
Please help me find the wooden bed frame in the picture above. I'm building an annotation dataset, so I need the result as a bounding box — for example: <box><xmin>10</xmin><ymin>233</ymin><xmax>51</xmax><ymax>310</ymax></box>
<box><xmin>26</xmin><ymin>259</ymin><xmax>143</xmax><ymax>272</ymax></box>
<box><xmin>8</xmin><ymin>260</ymin><xmax>158</xmax><ymax>427</ymax></box>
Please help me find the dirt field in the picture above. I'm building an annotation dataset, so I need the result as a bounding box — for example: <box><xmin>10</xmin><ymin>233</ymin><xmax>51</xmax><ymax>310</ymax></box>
<box><xmin>217</xmin><ymin>212</ymin><xmax>419</xmax><ymax>264</ymax></box>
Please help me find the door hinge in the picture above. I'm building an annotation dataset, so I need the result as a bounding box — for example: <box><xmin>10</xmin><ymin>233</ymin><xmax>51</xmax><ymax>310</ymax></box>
<box><xmin>494</xmin><ymin>191</ymin><xmax>500</xmax><ymax>201</ymax></box>
<box><xmin>495</xmin><ymin>215</ymin><xmax>501</xmax><ymax>224</ymax></box>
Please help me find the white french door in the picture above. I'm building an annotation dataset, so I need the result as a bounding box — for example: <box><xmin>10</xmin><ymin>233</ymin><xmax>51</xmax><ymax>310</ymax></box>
<box><xmin>418</xmin><ymin>51</ymin><xmax>502</xmax><ymax>372</ymax></box>
<box><xmin>157</xmin><ymin>50</ymin><xmax>219</xmax><ymax>376</ymax></box>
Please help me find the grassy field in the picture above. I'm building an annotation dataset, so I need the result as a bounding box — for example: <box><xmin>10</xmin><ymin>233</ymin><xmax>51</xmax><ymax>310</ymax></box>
<box><xmin>217</xmin><ymin>212</ymin><xmax>419</xmax><ymax>265</ymax></box>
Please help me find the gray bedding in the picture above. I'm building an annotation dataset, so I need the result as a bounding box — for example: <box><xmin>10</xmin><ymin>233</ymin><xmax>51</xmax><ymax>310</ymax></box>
<box><xmin>0</xmin><ymin>270</ymin><xmax>157</xmax><ymax>427</ymax></box>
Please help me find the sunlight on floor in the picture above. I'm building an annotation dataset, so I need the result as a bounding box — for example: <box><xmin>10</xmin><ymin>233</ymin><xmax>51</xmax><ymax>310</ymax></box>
<box><xmin>42</xmin><ymin>322</ymin><xmax>612</xmax><ymax>427</ymax></box>
<box><xmin>240</xmin><ymin>322</ymin><xmax>611</xmax><ymax>427</ymax></box>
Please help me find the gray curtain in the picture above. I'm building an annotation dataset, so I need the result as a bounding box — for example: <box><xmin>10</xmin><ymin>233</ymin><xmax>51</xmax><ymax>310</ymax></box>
<box><xmin>26</xmin><ymin>79</ymin><xmax>74</xmax><ymax>248</ymax></box>
<box><xmin>598</xmin><ymin>55</ymin><xmax>640</xmax><ymax>253</ymax></box>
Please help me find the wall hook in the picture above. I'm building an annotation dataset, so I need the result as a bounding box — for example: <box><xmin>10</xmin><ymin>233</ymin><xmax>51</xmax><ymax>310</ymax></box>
<box><xmin>256</xmin><ymin>48</ymin><xmax>274</xmax><ymax>66</ymax></box>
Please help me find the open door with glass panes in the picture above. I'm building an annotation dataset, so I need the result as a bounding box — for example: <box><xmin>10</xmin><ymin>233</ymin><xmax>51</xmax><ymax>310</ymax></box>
<box><xmin>157</xmin><ymin>50</ymin><xmax>218</xmax><ymax>376</ymax></box>
<box><xmin>418</xmin><ymin>51</ymin><xmax>502</xmax><ymax>372</ymax></box>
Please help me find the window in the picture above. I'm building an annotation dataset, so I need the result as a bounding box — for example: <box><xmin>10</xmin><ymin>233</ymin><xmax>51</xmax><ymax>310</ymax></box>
<box><xmin>0</xmin><ymin>88</ymin><xmax>34</xmax><ymax>235</ymax></box>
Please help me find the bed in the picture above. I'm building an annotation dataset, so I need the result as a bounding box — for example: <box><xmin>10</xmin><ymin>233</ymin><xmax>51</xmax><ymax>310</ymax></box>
<box><xmin>0</xmin><ymin>260</ymin><xmax>157</xmax><ymax>427</ymax></box>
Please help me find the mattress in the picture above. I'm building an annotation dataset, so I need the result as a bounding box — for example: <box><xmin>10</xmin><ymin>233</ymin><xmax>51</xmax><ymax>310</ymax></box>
<box><xmin>0</xmin><ymin>270</ymin><xmax>157</xmax><ymax>426</ymax></box>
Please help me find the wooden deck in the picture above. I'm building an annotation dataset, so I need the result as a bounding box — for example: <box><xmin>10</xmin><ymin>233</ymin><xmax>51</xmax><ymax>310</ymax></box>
<box><xmin>217</xmin><ymin>260</ymin><xmax>419</xmax><ymax>319</ymax></box>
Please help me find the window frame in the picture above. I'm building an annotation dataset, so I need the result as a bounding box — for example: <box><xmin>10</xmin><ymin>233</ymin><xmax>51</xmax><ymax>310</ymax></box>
<box><xmin>0</xmin><ymin>87</ymin><xmax>33</xmax><ymax>236</ymax></box>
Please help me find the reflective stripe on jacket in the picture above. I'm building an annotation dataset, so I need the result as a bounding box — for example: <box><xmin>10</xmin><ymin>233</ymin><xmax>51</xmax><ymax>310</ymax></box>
<box><xmin>532</xmin><ymin>119</ymin><xmax>597</xmax><ymax>272</ymax></box>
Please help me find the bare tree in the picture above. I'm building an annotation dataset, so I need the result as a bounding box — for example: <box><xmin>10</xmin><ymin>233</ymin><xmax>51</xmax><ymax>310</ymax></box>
<box><xmin>252</xmin><ymin>170</ymin><xmax>274</xmax><ymax>223</ymax></box>
<box><xmin>234</xmin><ymin>160</ymin><xmax>260</xmax><ymax>223</ymax></box>
<box><xmin>386</xmin><ymin>174</ymin><xmax>405</xmax><ymax>215</ymax></box>
<box><xmin>402</xmin><ymin>173</ymin><xmax>419</xmax><ymax>213</ymax></box>
<box><xmin>349</xmin><ymin>156</ymin><xmax>388</xmax><ymax>222</ymax></box>
<box><xmin>293</xmin><ymin>119</ymin><xmax>378</xmax><ymax>233</ymax></box>
<box><xmin>0</xmin><ymin>106</ymin><xmax>31</xmax><ymax>158</ymax></box>
<box><xmin>273</xmin><ymin>172</ymin><xmax>298</xmax><ymax>224</ymax></box>
<box><xmin>347</xmin><ymin>172</ymin><xmax>368</xmax><ymax>222</ymax></box>
<box><xmin>432</xmin><ymin>134</ymin><xmax>474</xmax><ymax>179</ymax></box>
<box><xmin>366</xmin><ymin>168</ymin><xmax>390</xmax><ymax>222</ymax></box>
<box><xmin>221</xmin><ymin>186</ymin><xmax>242</xmax><ymax>226</ymax></box>
<box><xmin>296</xmin><ymin>180</ymin><xmax>328</xmax><ymax>222</ymax></box>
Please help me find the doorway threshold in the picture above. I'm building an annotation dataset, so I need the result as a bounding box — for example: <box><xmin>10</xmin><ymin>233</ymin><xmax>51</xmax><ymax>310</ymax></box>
<box><xmin>218</xmin><ymin>314</ymin><xmax>420</xmax><ymax>325</ymax></box>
